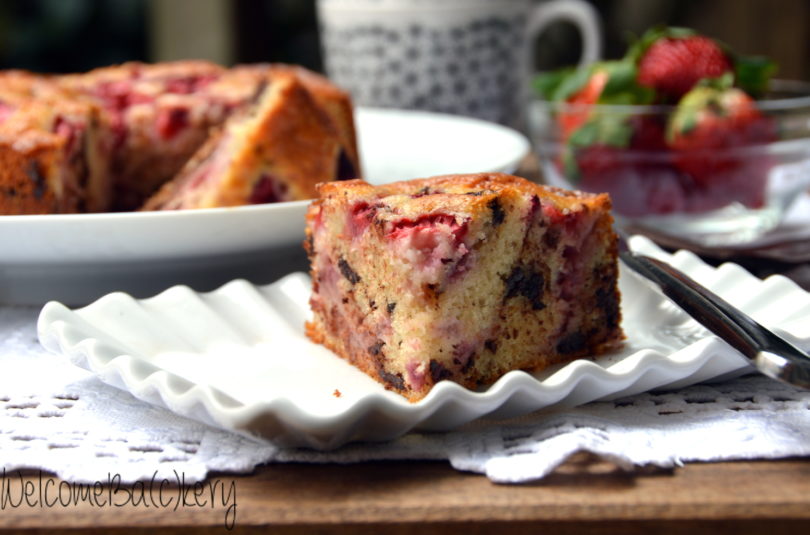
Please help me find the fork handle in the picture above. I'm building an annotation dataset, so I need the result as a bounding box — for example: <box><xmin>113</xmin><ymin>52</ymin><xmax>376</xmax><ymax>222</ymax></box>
<box><xmin>620</xmin><ymin>252</ymin><xmax>810</xmax><ymax>389</ymax></box>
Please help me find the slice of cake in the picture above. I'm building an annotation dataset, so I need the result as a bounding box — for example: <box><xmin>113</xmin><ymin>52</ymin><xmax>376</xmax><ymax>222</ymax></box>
<box><xmin>305</xmin><ymin>173</ymin><xmax>623</xmax><ymax>402</ymax></box>
<box><xmin>63</xmin><ymin>60</ymin><xmax>231</xmax><ymax>210</ymax></box>
<box><xmin>212</xmin><ymin>64</ymin><xmax>361</xmax><ymax>180</ymax></box>
<box><xmin>141</xmin><ymin>70</ymin><xmax>345</xmax><ymax>210</ymax></box>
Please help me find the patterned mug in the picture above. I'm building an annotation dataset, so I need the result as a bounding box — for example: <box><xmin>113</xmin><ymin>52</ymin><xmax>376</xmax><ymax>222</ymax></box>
<box><xmin>317</xmin><ymin>0</ymin><xmax>602</xmax><ymax>128</ymax></box>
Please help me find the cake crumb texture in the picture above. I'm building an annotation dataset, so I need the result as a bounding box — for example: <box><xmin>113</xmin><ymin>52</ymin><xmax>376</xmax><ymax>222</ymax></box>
<box><xmin>305</xmin><ymin>173</ymin><xmax>624</xmax><ymax>402</ymax></box>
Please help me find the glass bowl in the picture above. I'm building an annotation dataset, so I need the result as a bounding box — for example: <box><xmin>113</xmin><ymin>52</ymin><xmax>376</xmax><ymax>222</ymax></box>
<box><xmin>529</xmin><ymin>80</ymin><xmax>810</xmax><ymax>247</ymax></box>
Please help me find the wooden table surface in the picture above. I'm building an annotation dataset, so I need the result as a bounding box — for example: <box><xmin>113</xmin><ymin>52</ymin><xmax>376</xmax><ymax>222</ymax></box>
<box><xmin>2</xmin><ymin>456</ymin><xmax>810</xmax><ymax>534</ymax></box>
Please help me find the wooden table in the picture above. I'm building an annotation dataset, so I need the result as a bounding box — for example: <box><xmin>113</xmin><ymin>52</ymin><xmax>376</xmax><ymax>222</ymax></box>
<box><xmin>2</xmin><ymin>456</ymin><xmax>810</xmax><ymax>533</ymax></box>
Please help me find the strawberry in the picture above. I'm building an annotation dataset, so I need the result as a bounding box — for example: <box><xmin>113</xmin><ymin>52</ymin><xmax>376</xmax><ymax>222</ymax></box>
<box><xmin>667</xmin><ymin>80</ymin><xmax>776</xmax><ymax>205</ymax></box>
<box><xmin>558</xmin><ymin>69</ymin><xmax>608</xmax><ymax>140</ymax></box>
<box><xmin>629</xmin><ymin>114</ymin><xmax>668</xmax><ymax>151</ymax></box>
<box><xmin>630</xmin><ymin>27</ymin><xmax>732</xmax><ymax>100</ymax></box>
<box><xmin>535</xmin><ymin>61</ymin><xmax>654</xmax><ymax>142</ymax></box>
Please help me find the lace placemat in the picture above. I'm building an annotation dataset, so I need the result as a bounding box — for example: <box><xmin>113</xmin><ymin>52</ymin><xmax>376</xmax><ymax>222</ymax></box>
<box><xmin>3</xmin><ymin>304</ymin><xmax>810</xmax><ymax>484</ymax></box>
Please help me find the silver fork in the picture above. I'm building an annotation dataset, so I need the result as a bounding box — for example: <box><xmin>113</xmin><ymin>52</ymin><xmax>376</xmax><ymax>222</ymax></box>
<box><xmin>618</xmin><ymin>234</ymin><xmax>810</xmax><ymax>390</ymax></box>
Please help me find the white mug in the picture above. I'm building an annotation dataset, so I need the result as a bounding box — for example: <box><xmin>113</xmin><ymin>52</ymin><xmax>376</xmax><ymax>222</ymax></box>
<box><xmin>317</xmin><ymin>0</ymin><xmax>602</xmax><ymax>127</ymax></box>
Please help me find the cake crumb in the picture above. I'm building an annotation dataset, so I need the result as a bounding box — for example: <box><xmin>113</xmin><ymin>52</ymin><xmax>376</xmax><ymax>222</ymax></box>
<box><xmin>333</xmin><ymin>389</ymin><xmax>342</xmax><ymax>398</ymax></box>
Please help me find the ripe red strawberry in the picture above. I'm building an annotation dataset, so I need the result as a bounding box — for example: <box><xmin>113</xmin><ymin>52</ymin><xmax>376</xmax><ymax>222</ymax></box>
<box><xmin>629</xmin><ymin>114</ymin><xmax>668</xmax><ymax>151</ymax></box>
<box><xmin>636</xmin><ymin>33</ymin><xmax>732</xmax><ymax>100</ymax></box>
<box><xmin>668</xmin><ymin>84</ymin><xmax>776</xmax><ymax>194</ymax></box>
<box><xmin>559</xmin><ymin>69</ymin><xmax>609</xmax><ymax>140</ymax></box>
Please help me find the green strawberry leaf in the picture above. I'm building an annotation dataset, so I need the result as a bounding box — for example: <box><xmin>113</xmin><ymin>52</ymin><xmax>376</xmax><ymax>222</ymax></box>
<box><xmin>735</xmin><ymin>55</ymin><xmax>777</xmax><ymax>98</ymax></box>
<box><xmin>695</xmin><ymin>72</ymin><xmax>735</xmax><ymax>91</ymax></box>
<box><xmin>533</xmin><ymin>68</ymin><xmax>576</xmax><ymax>100</ymax></box>
<box><xmin>563</xmin><ymin>111</ymin><xmax>635</xmax><ymax>181</ymax></box>
<box><xmin>550</xmin><ymin>66</ymin><xmax>593</xmax><ymax>101</ymax></box>
<box><xmin>569</xmin><ymin>111</ymin><xmax>634</xmax><ymax>149</ymax></box>
<box><xmin>596</xmin><ymin>60</ymin><xmax>656</xmax><ymax>105</ymax></box>
<box><xmin>562</xmin><ymin>146</ymin><xmax>581</xmax><ymax>182</ymax></box>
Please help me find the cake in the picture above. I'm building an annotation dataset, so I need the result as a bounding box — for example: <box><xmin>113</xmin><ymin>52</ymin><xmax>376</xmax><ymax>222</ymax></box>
<box><xmin>305</xmin><ymin>173</ymin><xmax>624</xmax><ymax>402</ymax></box>
<box><xmin>0</xmin><ymin>61</ymin><xmax>360</xmax><ymax>214</ymax></box>
<box><xmin>0</xmin><ymin>98</ymin><xmax>111</xmax><ymax>214</ymax></box>
<box><xmin>142</xmin><ymin>69</ymin><xmax>345</xmax><ymax>209</ymax></box>
<box><xmin>62</xmin><ymin>60</ymin><xmax>236</xmax><ymax>210</ymax></box>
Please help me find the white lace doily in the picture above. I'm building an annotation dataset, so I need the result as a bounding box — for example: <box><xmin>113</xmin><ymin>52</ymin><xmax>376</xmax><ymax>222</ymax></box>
<box><xmin>3</xmin><ymin>304</ymin><xmax>810</xmax><ymax>484</ymax></box>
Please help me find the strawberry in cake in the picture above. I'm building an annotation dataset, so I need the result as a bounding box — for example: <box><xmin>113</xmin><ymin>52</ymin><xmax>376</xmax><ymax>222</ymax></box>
<box><xmin>142</xmin><ymin>70</ymin><xmax>346</xmax><ymax>210</ymax></box>
<box><xmin>305</xmin><ymin>173</ymin><xmax>624</xmax><ymax>402</ymax></box>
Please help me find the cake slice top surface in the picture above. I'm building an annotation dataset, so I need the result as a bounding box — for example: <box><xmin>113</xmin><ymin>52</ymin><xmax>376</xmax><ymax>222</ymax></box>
<box><xmin>314</xmin><ymin>172</ymin><xmax>612</xmax><ymax>215</ymax></box>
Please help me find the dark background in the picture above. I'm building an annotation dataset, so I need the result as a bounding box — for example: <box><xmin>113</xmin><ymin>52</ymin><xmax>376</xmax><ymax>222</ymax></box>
<box><xmin>0</xmin><ymin>0</ymin><xmax>807</xmax><ymax>81</ymax></box>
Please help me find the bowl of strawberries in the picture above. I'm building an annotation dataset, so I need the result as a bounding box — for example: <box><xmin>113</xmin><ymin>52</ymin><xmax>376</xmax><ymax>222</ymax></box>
<box><xmin>530</xmin><ymin>26</ymin><xmax>810</xmax><ymax>246</ymax></box>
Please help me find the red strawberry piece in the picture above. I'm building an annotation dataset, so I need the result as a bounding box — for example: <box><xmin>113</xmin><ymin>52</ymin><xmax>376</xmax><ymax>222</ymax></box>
<box><xmin>156</xmin><ymin>107</ymin><xmax>189</xmax><ymax>140</ymax></box>
<box><xmin>0</xmin><ymin>101</ymin><xmax>15</xmax><ymax>123</ymax></box>
<box><xmin>576</xmin><ymin>143</ymin><xmax>622</xmax><ymax>178</ymax></box>
<box><xmin>559</xmin><ymin>69</ymin><xmax>609</xmax><ymax>140</ymax></box>
<box><xmin>575</xmin><ymin>143</ymin><xmax>691</xmax><ymax>217</ymax></box>
<box><xmin>249</xmin><ymin>174</ymin><xmax>288</xmax><ymax>204</ymax></box>
<box><xmin>387</xmin><ymin>214</ymin><xmax>467</xmax><ymax>247</ymax></box>
<box><xmin>165</xmin><ymin>74</ymin><xmax>217</xmax><ymax>94</ymax></box>
<box><xmin>638</xmin><ymin>36</ymin><xmax>732</xmax><ymax>99</ymax></box>
<box><xmin>348</xmin><ymin>201</ymin><xmax>377</xmax><ymax>238</ymax></box>
<box><xmin>668</xmin><ymin>85</ymin><xmax>776</xmax><ymax>190</ymax></box>
<box><xmin>630</xmin><ymin>114</ymin><xmax>668</xmax><ymax>151</ymax></box>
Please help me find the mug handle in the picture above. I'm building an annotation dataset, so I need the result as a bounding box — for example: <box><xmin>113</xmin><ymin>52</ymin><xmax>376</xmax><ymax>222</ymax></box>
<box><xmin>527</xmin><ymin>0</ymin><xmax>603</xmax><ymax>67</ymax></box>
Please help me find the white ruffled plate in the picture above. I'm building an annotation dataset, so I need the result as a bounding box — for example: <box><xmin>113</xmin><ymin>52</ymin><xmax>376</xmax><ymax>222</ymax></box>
<box><xmin>37</xmin><ymin>236</ymin><xmax>810</xmax><ymax>449</ymax></box>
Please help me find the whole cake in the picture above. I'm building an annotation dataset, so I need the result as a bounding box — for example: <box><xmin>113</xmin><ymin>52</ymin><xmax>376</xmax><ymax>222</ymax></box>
<box><xmin>0</xmin><ymin>61</ymin><xmax>360</xmax><ymax>214</ymax></box>
<box><xmin>305</xmin><ymin>173</ymin><xmax>624</xmax><ymax>402</ymax></box>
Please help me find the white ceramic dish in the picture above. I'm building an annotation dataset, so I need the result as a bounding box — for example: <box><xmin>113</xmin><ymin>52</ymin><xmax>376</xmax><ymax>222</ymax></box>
<box><xmin>37</xmin><ymin>236</ymin><xmax>810</xmax><ymax>449</ymax></box>
<box><xmin>0</xmin><ymin>107</ymin><xmax>530</xmax><ymax>305</ymax></box>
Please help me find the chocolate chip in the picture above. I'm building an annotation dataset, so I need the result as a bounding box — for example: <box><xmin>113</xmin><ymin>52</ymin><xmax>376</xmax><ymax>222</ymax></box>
<box><xmin>387</xmin><ymin>302</ymin><xmax>397</xmax><ymax>314</ymax></box>
<box><xmin>338</xmin><ymin>258</ymin><xmax>361</xmax><ymax>284</ymax></box>
<box><xmin>594</xmin><ymin>265</ymin><xmax>620</xmax><ymax>329</ymax></box>
<box><xmin>543</xmin><ymin>228</ymin><xmax>560</xmax><ymax>249</ymax></box>
<box><xmin>556</xmin><ymin>331</ymin><xmax>586</xmax><ymax>354</ymax></box>
<box><xmin>484</xmin><ymin>339</ymin><xmax>498</xmax><ymax>353</ymax></box>
<box><xmin>369</xmin><ymin>340</ymin><xmax>385</xmax><ymax>356</ymax></box>
<box><xmin>488</xmin><ymin>197</ymin><xmax>505</xmax><ymax>226</ymax></box>
<box><xmin>460</xmin><ymin>352</ymin><xmax>476</xmax><ymax>373</ymax></box>
<box><xmin>504</xmin><ymin>266</ymin><xmax>545</xmax><ymax>310</ymax></box>
<box><xmin>25</xmin><ymin>162</ymin><xmax>45</xmax><ymax>200</ymax></box>
<box><xmin>369</xmin><ymin>300</ymin><xmax>377</xmax><ymax>311</ymax></box>
<box><xmin>379</xmin><ymin>370</ymin><xmax>405</xmax><ymax>391</ymax></box>
<box><xmin>429</xmin><ymin>360</ymin><xmax>453</xmax><ymax>382</ymax></box>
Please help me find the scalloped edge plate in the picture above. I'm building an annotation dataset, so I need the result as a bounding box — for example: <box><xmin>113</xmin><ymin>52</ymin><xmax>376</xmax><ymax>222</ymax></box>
<box><xmin>37</xmin><ymin>236</ymin><xmax>810</xmax><ymax>449</ymax></box>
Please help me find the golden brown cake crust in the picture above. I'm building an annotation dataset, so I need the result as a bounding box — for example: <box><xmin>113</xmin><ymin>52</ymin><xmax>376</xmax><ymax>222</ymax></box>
<box><xmin>143</xmin><ymin>71</ymin><xmax>343</xmax><ymax>210</ymax></box>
